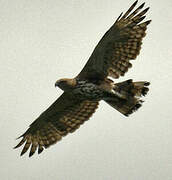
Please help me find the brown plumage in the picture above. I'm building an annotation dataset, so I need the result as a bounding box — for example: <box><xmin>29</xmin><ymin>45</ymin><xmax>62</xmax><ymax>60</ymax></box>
<box><xmin>78</xmin><ymin>1</ymin><xmax>151</xmax><ymax>80</ymax></box>
<box><xmin>15</xmin><ymin>93</ymin><xmax>99</xmax><ymax>157</ymax></box>
<box><xmin>15</xmin><ymin>1</ymin><xmax>151</xmax><ymax>157</ymax></box>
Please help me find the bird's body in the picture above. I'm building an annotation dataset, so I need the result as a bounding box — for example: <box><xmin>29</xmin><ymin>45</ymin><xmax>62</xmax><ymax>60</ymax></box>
<box><xmin>68</xmin><ymin>79</ymin><xmax>113</xmax><ymax>100</ymax></box>
<box><xmin>15</xmin><ymin>0</ymin><xmax>151</xmax><ymax>157</ymax></box>
<box><xmin>74</xmin><ymin>82</ymin><xmax>104</xmax><ymax>100</ymax></box>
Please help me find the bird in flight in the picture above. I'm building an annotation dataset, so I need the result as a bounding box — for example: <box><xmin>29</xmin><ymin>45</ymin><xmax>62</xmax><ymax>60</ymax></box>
<box><xmin>15</xmin><ymin>0</ymin><xmax>151</xmax><ymax>157</ymax></box>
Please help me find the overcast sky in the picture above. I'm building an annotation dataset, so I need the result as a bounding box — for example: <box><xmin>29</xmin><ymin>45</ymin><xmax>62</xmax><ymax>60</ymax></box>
<box><xmin>1</xmin><ymin>0</ymin><xmax>172</xmax><ymax>180</ymax></box>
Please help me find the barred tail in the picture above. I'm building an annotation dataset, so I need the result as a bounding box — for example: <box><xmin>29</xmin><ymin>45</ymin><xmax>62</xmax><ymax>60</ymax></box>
<box><xmin>104</xmin><ymin>79</ymin><xmax>150</xmax><ymax>116</ymax></box>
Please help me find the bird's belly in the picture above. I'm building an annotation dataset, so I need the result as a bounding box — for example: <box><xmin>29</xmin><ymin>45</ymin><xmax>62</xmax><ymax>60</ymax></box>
<box><xmin>73</xmin><ymin>83</ymin><xmax>103</xmax><ymax>100</ymax></box>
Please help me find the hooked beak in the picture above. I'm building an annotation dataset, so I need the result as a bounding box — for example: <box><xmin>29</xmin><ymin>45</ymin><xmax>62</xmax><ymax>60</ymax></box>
<box><xmin>55</xmin><ymin>80</ymin><xmax>59</xmax><ymax>87</ymax></box>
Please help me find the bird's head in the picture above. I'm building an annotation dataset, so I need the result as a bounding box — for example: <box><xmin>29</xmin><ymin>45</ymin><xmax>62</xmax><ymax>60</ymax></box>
<box><xmin>55</xmin><ymin>78</ymin><xmax>77</xmax><ymax>91</ymax></box>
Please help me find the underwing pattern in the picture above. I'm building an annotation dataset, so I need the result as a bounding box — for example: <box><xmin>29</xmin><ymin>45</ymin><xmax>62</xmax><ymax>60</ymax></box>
<box><xmin>15</xmin><ymin>99</ymin><xmax>99</xmax><ymax>157</ymax></box>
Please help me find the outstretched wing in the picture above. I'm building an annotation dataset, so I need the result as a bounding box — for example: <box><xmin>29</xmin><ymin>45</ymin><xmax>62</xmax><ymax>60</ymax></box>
<box><xmin>77</xmin><ymin>0</ymin><xmax>151</xmax><ymax>81</ymax></box>
<box><xmin>14</xmin><ymin>92</ymin><xmax>99</xmax><ymax>157</ymax></box>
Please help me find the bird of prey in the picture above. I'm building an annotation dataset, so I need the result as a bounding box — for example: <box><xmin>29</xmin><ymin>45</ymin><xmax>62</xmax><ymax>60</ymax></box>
<box><xmin>15</xmin><ymin>0</ymin><xmax>151</xmax><ymax>157</ymax></box>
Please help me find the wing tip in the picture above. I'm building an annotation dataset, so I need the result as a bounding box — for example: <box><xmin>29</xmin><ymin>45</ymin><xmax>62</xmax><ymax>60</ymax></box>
<box><xmin>29</xmin><ymin>151</ymin><xmax>35</xmax><ymax>157</ymax></box>
<box><xmin>14</xmin><ymin>136</ymin><xmax>26</xmax><ymax>149</ymax></box>
<box><xmin>146</xmin><ymin>20</ymin><xmax>152</xmax><ymax>25</ymax></box>
<box><xmin>20</xmin><ymin>149</ymin><xmax>26</xmax><ymax>156</ymax></box>
<box><xmin>18</xmin><ymin>145</ymin><xmax>44</xmax><ymax>157</ymax></box>
<box><xmin>115</xmin><ymin>12</ymin><xmax>123</xmax><ymax>23</ymax></box>
<box><xmin>38</xmin><ymin>148</ymin><xmax>44</xmax><ymax>154</ymax></box>
<box><xmin>16</xmin><ymin>134</ymin><xmax>23</xmax><ymax>140</ymax></box>
<box><xmin>140</xmin><ymin>2</ymin><xmax>145</xmax><ymax>9</ymax></box>
<box><xmin>13</xmin><ymin>145</ymin><xmax>19</xmax><ymax>149</ymax></box>
<box><xmin>133</xmin><ymin>0</ymin><xmax>138</xmax><ymax>7</ymax></box>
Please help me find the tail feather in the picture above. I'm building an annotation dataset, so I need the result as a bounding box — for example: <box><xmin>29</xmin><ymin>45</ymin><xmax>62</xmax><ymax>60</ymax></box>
<box><xmin>104</xmin><ymin>79</ymin><xmax>150</xmax><ymax>116</ymax></box>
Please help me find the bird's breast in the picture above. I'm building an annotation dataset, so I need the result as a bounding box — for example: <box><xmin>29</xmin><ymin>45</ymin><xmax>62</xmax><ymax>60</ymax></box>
<box><xmin>73</xmin><ymin>82</ymin><xmax>104</xmax><ymax>100</ymax></box>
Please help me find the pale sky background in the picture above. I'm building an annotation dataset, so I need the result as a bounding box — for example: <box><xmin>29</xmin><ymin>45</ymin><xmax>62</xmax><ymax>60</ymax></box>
<box><xmin>1</xmin><ymin>0</ymin><xmax>172</xmax><ymax>180</ymax></box>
